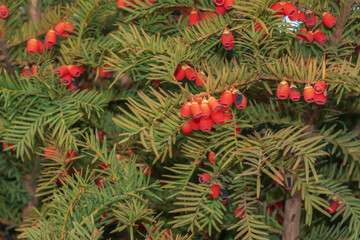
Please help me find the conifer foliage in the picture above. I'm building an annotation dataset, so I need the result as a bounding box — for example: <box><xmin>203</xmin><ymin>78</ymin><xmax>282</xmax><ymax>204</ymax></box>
<box><xmin>1</xmin><ymin>0</ymin><xmax>360</xmax><ymax>239</ymax></box>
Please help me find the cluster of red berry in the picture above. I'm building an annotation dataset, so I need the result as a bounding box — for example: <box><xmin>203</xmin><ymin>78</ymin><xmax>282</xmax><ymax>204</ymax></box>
<box><xmin>57</xmin><ymin>65</ymin><xmax>83</xmax><ymax>87</ymax></box>
<box><xmin>270</xmin><ymin>1</ymin><xmax>336</xmax><ymax>46</ymax></box>
<box><xmin>277</xmin><ymin>79</ymin><xmax>327</xmax><ymax>105</ymax></box>
<box><xmin>26</xmin><ymin>22</ymin><xmax>75</xmax><ymax>54</ymax></box>
<box><xmin>326</xmin><ymin>196</ymin><xmax>345</xmax><ymax>216</ymax></box>
<box><xmin>174</xmin><ymin>63</ymin><xmax>206</xmax><ymax>86</ymax></box>
<box><xmin>213</xmin><ymin>0</ymin><xmax>234</xmax><ymax>15</ymax></box>
<box><xmin>0</xmin><ymin>5</ymin><xmax>9</xmax><ymax>19</ymax></box>
<box><xmin>180</xmin><ymin>90</ymin><xmax>245</xmax><ymax>134</ymax></box>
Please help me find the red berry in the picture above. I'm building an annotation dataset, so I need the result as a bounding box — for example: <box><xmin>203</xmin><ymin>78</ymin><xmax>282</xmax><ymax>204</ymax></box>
<box><xmin>189</xmin><ymin>118</ymin><xmax>200</xmax><ymax>130</ymax></box>
<box><xmin>57</xmin><ymin>66</ymin><xmax>69</xmax><ymax>77</ymax></box>
<box><xmin>208</xmin><ymin>97</ymin><xmax>221</xmax><ymax>111</ymax></box>
<box><xmin>200</xmin><ymin>99</ymin><xmax>212</xmax><ymax>118</ymax></box>
<box><xmin>191</xmin><ymin>101</ymin><xmax>202</xmax><ymax>118</ymax></box>
<box><xmin>184</xmin><ymin>65</ymin><xmax>197</xmax><ymax>81</ymax></box>
<box><xmin>0</xmin><ymin>5</ymin><xmax>9</xmax><ymax>19</ymax></box>
<box><xmin>199</xmin><ymin>173</ymin><xmax>211</xmax><ymax>183</ymax></box>
<box><xmin>209</xmin><ymin>184</ymin><xmax>220</xmax><ymax>198</ymax></box>
<box><xmin>314</xmin><ymin>91</ymin><xmax>327</xmax><ymax>105</ymax></box>
<box><xmin>297</xmin><ymin>10</ymin><xmax>305</xmax><ymax>21</ymax></box>
<box><xmin>233</xmin><ymin>91</ymin><xmax>247</xmax><ymax>109</ymax></box>
<box><xmin>27</xmin><ymin>38</ymin><xmax>39</xmax><ymax>54</ymax></box>
<box><xmin>270</xmin><ymin>2</ymin><xmax>285</xmax><ymax>16</ymax></box>
<box><xmin>195</xmin><ymin>71</ymin><xmax>206</xmax><ymax>86</ymax></box>
<box><xmin>314</xmin><ymin>81</ymin><xmax>326</xmax><ymax>94</ymax></box>
<box><xmin>223</xmin><ymin>0</ymin><xmax>234</xmax><ymax>9</ymax></box>
<box><xmin>235</xmin><ymin>207</ymin><xmax>244</xmax><ymax>218</ymax></box>
<box><xmin>37</xmin><ymin>41</ymin><xmax>44</xmax><ymax>53</ymax></box>
<box><xmin>199</xmin><ymin>117</ymin><xmax>213</xmax><ymax>132</ymax></box>
<box><xmin>61</xmin><ymin>74</ymin><xmax>72</xmax><ymax>86</ymax></box>
<box><xmin>181</xmin><ymin>121</ymin><xmax>193</xmax><ymax>134</ymax></box>
<box><xmin>297</xmin><ymin>28</ymin><xmax>308</xmax><ymax>40</ymax></box>
<box><xmin>289</xmin><ymin>83</ymin><xmax>301</xmax><ymax>101</ymax></box>
<box><xmin>220</xmin><ymin>90</ymin><xmax>233</xmax><ymax>108</ymax></box>
<box><xmin>181</xmin><ymin>102</ymin><xmax>192</xmax><ymax>117</ymax></box>
<box><xmin>45</xmin><ymin>30</ymin><xmax>57</xmax><ymax>46</ymax></box>
<box><xmin>277</xmin><ymin>80</ymin><xmax>290</xmax><ymax>99</ymax></box>
<box><xmin>314</xmin><ymin>30</ymin><xmax>326</xmax><ymax>46</ymax></box>
<box><xmin>68</xmin><ymin>65</ymin><xmax>81</xmax><ymax>77</ymax></box>
<box><xmin>54</xmin><ymin>22</ymin><xmax>66</xmax><ymax>35</ymax></box>
<box><xmin>189</xmin><ymin>9</ymin><xmax>200</xmax><ymax>26</ymax></box>
<box><xmin>322</xmin><ymin>12</ymin><xmax>336</xmax><ymax>28</ymax></box>
<box><xmin>215</xmin><ymin>5</ymin><xmax>226</xmax><ymax>15</ymax></box>
<box><xmin>283</xmin><ymin>2</ymin><xmax>297</xmax><ymax>18</ymax></box>
<box><xmin>305</xmin><ymin>30</ymin><xmax>314</xmax><ymax>42</ymax></box>
<box><xmin>305</xmin><ymin>11</ymin><xmax>317</xmax><ymax>27</ymax></box>
<box><xmin>174</xmin><ymin>64</ymin><xmax>185</xmax><ymax>81</ymax></box>
<box><xmin>211</xmin><ymin>110</ymin><xmax>225</xmax><ymax>124</ymax></box>
<box><xmin>22</xmin><ymin>66</ymin><xmax>32</xmax><ymax>77</ymax></box>
<box><xmin>221</xmin><ymin>29</ymin><xmax>234</xmax><ymax>50</ymax></box>
<box><xmin>303</xmin><ymin>86</ymin><xmax>315</xmax><ymax>103</ymax></box>
<box><xmin>214</xmin><ymin>0</ymin><xmax>224</xmax><ymax>6</ymax></box>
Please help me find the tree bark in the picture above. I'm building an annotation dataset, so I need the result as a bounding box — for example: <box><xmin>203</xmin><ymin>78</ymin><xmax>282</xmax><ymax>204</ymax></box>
<box><xmin>282</xmin><ymin>190</ymin><xmax>302</xmax><ymax>240</ymax></box>
<box><xmin>29</xmin><ymin>0</ymin><xmax>41</xmax><ymax>23</ymax></box>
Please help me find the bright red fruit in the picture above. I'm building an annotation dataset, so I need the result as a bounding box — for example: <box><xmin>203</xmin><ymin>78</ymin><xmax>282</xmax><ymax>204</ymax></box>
<box><xmin>303</xmin><ymin>85</ymin><xmax>315</xmax><ymax>103</ymax></box>
<box><xmin>223</xmin><ymin>0</ymin><xmax>234</xmax><ymax>9</ymax></box>
<box><xmin>215</xmin><ymin>5</ymin><xmax>226</xmax><ymax>15</ymax></box>
<box><xmin>57</xmin><ymin>66</ymin><xmax>69</xmax><ymax>77</ymax></box>
<box><xmin>305</xmin><ymin>30</ymin><xmax>314</xmax><ymax>42</ymax></box>
<box><xmin>189</xmin><ymin>118</ymin><xmax>200</xmax><ymax>130</ymax></box>
<box><xmin>68</xmin><ymin>65</ymin><xmax>81</xmax><ymax>77</ymax></box>
<box><xmin>27</xmin><ymin>39</ymin><xmax>39</xmax><ymax>54</ymax></box>
<box><xmin>322</xmin><ymin>12</ymin><xmax>336</xmax><ymax>28</ymax></box>
<box><xmin>233</xmin><ymin>91</ymin><xmax>247</xmax><ymax>109</ymax></box>
<box><xmin>200</xmin><ymin>99</ymin><xmax>212</xmax><ymax>118</ymax></box>
<box><xmin>220</xmin><ymin>90</ymin><xmax>233</xmax><ymax>107</ymax></box>
<box><xmin>314</xmin><ymin>91</ymin><xmax>327</xmax><ymax>105</ymax></box>
<box><xmin>270</xmin><ymin>2</ymin><xmax>284</xmax><ymax>16</ymax></box>
<box><xmin>189</xmin><ymin>9</ymin><xmax>200</xmax><ymax>26</ymax></box>
<box><xmin>297</xmin><ymin>11</ymin><xmax>305</xmax><ymax>21</ymax></box>
<box><xmin>37</xmin><ymin>41</ymin><xmax>44</xmax><ymax>53</ymax></box>
<box><xmin>184</xmin><ymin>65</ymin><xmax>197</xmax><ymax>81</ymax></box>
<box><xmin>191</xmin><ymin>101</ymin><xmax>202</xmax><ymax>118</ymax></box>
<box><xmin>283</xmin><ymin>2</ymin><xmax>297</xmax><ymax>18</ymax></box>
<box><xmin>214</xmin><ymin>0</ymin><xmax>224</xmax><ymax>6</ymax></box>
<box><xmin>208</xmin><ymin>97</ymin><xmax>221</xmax><ymax>111</ymax></box>
<box><xmin>45</xmin><ymin>30</ymin><xmax>57</xmax><ymax>46</ymax></box>
<box><xmin>181</xmin><ymin>121</ymin><xmax>193</xmax><ymax>134</ymax></box>
<box><xmin>209</xmin><ymin>184</ymin><xmax>220</xmax><ymax>198</ymax></box>
<box><xmin>305</xmin><ymin>11</ymin><xmax>317</xmax><ymax>27</ymax></box>
<box><xmin>221</xmin><ymin>29</ymin><xmax>234</xmax><ymax>50</ymax></box>
<box><xmin>208</xmin><ymin>151</ymin><xmax>216</xmax><ymax>163</ymax></box>
<box><xmin>181</xmin><ymin>102</ymin><xmax>192</xmax><ymax>117</ymax></box>
<box><xmin>54</xmin><ymin>22</ymin><xmax>66</xmax><ymax>35</ymax></box>
<box><xmin>289</xmin><ymin>83</ymin><xmax>301</xmax><ymax>101</ymax></box>
<box><xmin>297</xmin><ymin>28</ymin><xmax>307</xmax><ymax>40</ymax></box>
<box><xmin>314</xmin><ymin>30</ymin><xmax>326</xmax><ymax>46</ymax></box>
<box><xmin>211</xmin><ymin>110</ymin><xmax>225</xmax><ymax>124</ymax></box>
<box><xmin>174</xmin><ymin>64</ymin><xmax>185</xmax><ymax>81</ymax></box>
<box><xmin>0</xmin><ymin>6</ymin><xmax>9</xmax><ymax>19</ymax></box>
<box><xmin>199</xmin><ymin>173</ymin><xmax>211</xmax><ymax>183</ymax></box>
<box><xmin>314</xmin><ymin>81</ymin><xmax>326</xmax><ymax>94</ymax></box>
<box><xmin>61</xmin><ymin>74</ymin><xmax>72</xmax><ymax>86</ymax></box>
<box><xmin>235</xmin><ymin>207</ymin><xmax>244</xmax><ymax>218</ymax></box>
<box><xmin>277</xmin><ymin>80</ymin><xmax>290</xmax><ymax>99</ymax></box>
<box><xmin>200</xmin><ymin>117</ymin><xmax>213</xmax><ymax>132</ymax></box>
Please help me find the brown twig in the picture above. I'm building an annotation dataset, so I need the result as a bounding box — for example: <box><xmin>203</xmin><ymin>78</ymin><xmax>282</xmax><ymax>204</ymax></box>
<box><xmin>331</xmin><ymin>0</ymin><xmax>355</xmax><ymax>46</ymax></box>
<box><xmin>0</xmin><ymin>39</ymin><xmax>15</xmax><ymax>75</ymax></box>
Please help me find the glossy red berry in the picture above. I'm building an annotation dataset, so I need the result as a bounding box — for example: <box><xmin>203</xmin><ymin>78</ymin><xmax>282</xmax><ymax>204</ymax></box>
<box><xmin>61</xmin><ymin>74</ymin><xmax>72</xmax><ymax>86</ymax></box>
<box><xmin>220</xmin><ymin>90</ymin><xmax>233</xmax><ymax>108</ymax></box>
<box><xmin>233</xmin><ymin>91</ymin><xmax>247</xmax><ymax>109</ymax></box>
<box><xmin>221</xmin><ymin>29</ymin><xmax>234</xmax><ymax>50</ymax></box>
<box><xmin>191</xmin><ymin>101</ymin><xmax>202</xmax><ymax>118</ymax></box>
<box><xmin>314</xmin><ymin>30</ymin><xmax>326</xmax><ymax>46</ymax></box>
<box><xmin>314</xmin><ymin>91</ymin><xmax>327</xmax><ymax>105</ymax></box>
<box><xmin>57</xmin><ymin>66</ymin><xmax>69</xmax><ymax>77</ymax></box>
<box><xmin>200</xmin><ymin>99</ymin><xmax>212</xmax><ymax>118</ymax></box>
<box><xmin>208</xmin><ymin>151</ymin><xmax>216</xmax><ymax>163</ymax></box>
<box><xmin>289</xmin><ymin>83</ymin><xmax>301</xmax><ymax>101</ymax></box>
<box><xmin>305</xmin><ymin>30</ymin><xmax>314</xmax><ymax>42</ymax></box>
<box><xmin>195</xmin><ymin>71</ymin><xmax>206</xmax><ymax>86</ymax></box>
<box><xmin>297</xmin><ymin>28</ymin><xmax>308</xmax><ymax>40</ymax></box>
<box><xmin>189</xmin><ymin>118</ymin><xmax>200</xmax><ymax>130</ymax></box>
<box><xmin>305</xmin><ymin>11</ymin><xmax>317</xmax><ymax>27</ymax></box>
<box><xmin>0</xmin><ymin>5</ymin><xmax>9</xmax><ymax>19</ymax></box>
<box><xmin>303</xmin><ymin>85</ymin><xmax>315</xmax><ymax>103</ymax></box>
<box><xmin>322</xmin><ymin>12</ymin><xmax>336</xmax><ymax>28</ymax></box>
<box><xmin>314</xmin><ymin>81</ymin><xmax>326</xmax><ymax>94</ymax></box>
<box><xmin>199</xmin><ymin>173</ymin><xmax>211</xmax><ymax>183</ymax></box>
<box><xmin>223</xmin><ymin>0</ymin><xmax>234</xmax><ymax>9</ymax></box>
<box><xmin>200</xmin><ymin>117</ymin><xmax>213</xmax><ymax>132</ymax></box>
<box><xmin>283</xmin><ymin>2</ymin><xmax>297</xmax><ymax>18</ymax></box>
<box><xmin>277</xmin><ymin>80</ymin><xmax>290</xmax><ymax>99</ymax></box>
<box><xmin>297</xmin><ymin>10</ymin><xmax>305</xmax><ymax>21</ymax></box>
<box><xmin>68</xmin><ymin>65</ymin><xmax>81</xmax><ymax>77</ymax></box>
<box><xmin>181</xmin><ymin>121</ymin><xmax>193</xmax><ymax>134</ymax></box>
<box><xmin>189</xmin><ymin>9</ymin><xmax>200</xmax><ymax>26</ymax></box>
<box><xmin>117</xmin><ymin>0</ymin><xmax>130</xmax><ymax>8</ymax></box>
<box><xmin>209</xmin><ymin>184</ymin><xmax>220</xmax><ymax>198</ymax></box>
<box><xmin>270</xmin><ymin>2</ymin><xmax>284</xmax><ymax>16</ymax></box>
<box><xmin>184</xmin><ymin>65</ymin><xmax>197</xmax><ymax>81</ymax></box>
<box><xmin>208</xmin><ymin>97</ymin><xmax>221</xmax><ymax>111</ymax></box>
<box><xmin>214</xmin><ymin>0</ymin><xmax>224</xmax><ymax>6</ymax></box>
<box><xmin>27</xmin><ymin>39</ymin><xmax>39</xmax><ymax>54</ymax></box>
<box><xmin>215</xmin><ymin>5</ymin><xmax>226</xmax><ymax>15</ymax></box>
<box><xmin>211</xmin><ymin>110</ymin><xmax>225</xmax><ymax>124</ymax></box>
<box><xmin>54</xmin><ymin>22</ymin><xmax>66</xmax><ymax>35</ymax></box>
<box><xmin>325</xmin><ymin>199</ymin><xmax>340</xmax><ymax>214</ymax></box>
<box><xmin>174</xmin><ymin>64</ymin><xmax>185</xmax><ymax>81</ymax></box>
<box><xmin>45</xmin><ymin>30</ymin><xmax>57</xmax><ymax>46</ymax></box>
<box><xmin>37</xmin><ymin>41</ymin><xmax>44</xmax><ymax>53</ymax></box>
<box><xmin>181</xmin><ymin>102</ymin><xmax>192</xmax><ymax>117</ymax></box>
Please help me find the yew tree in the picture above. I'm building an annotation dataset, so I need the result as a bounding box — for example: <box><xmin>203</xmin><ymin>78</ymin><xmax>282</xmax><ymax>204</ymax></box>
<box><xmin>1</xmin><ymin>0</ymin><xmax>360</xmax><ymax>239</ymax></box>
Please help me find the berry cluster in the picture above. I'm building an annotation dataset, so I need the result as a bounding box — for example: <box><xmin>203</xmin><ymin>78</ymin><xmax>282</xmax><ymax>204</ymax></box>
<box><xmin>277</xmin><ymin>80</ymin><xmax>327</xmax><ymax>105</ymax></box>
<box><xmin>0</xmin><ymin>5</ymin><xmax>9</xmax><ymax>19</ymax></box>
<box><xmin>213</xmin><ymin>0</ymin><xmax>234</xmax><ymax>15</ymax></box>
<box><xmin>57</xmin><ymin>65</ymin><xmax>83</xmax><ymax>91</ymax></box>
<box><xmin>181</xmin><ymin>90</ymin><xmax>245</xmax><ymax>134</ymax></box>
<box><xmin>270</xmin><ymin>1</ymin><xmax>337</xmax><ymax>46</ymax></box>
<box><xmin>174</xmin><ymin>63</ymin><xmax>206</xmax><ymax>86</ymax></box>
